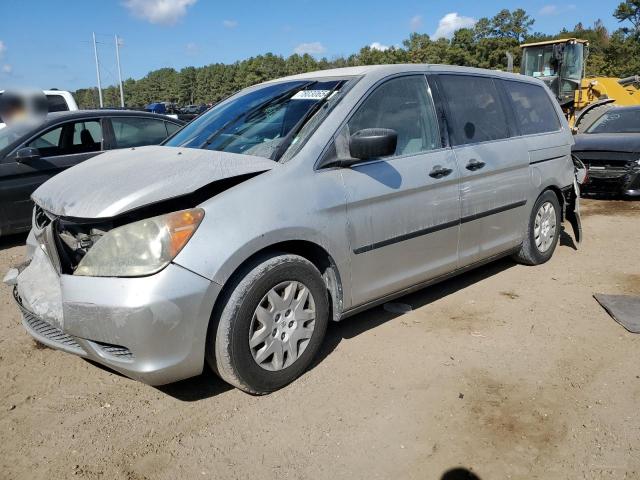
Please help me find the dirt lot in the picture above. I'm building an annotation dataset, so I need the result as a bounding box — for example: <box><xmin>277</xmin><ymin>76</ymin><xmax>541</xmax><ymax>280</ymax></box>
<box><xmin>1</xmin><ymin>198</ymin><xmax>639</xmax><ymax>480</ymax></box>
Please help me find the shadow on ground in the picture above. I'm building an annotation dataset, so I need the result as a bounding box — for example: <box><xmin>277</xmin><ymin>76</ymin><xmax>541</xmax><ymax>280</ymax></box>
<box><xmin>61</xmin><ymin>230</ymin><xmax>578</xmax><ymax>402</ymax></box>
<box><xmin>159</xmin><ymin>256</ymin><xmax>517</xmax><ymax>401</ymax></box>
<box><xmin>441</xmin><ymin>467</ymin><xmax>482</xmax><ymax>480</ymax></box>
<box><xmin>311</xmin><ymin>257</ymin><xmax>516</xmax><ymax>371</ymax></box>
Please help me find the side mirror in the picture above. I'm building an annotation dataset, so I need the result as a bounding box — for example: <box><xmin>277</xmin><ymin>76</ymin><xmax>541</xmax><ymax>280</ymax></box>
<box><xmin>15</xmin><ymin>147</ymin><xmax>40</xmax><ymax>163</ymax></box>
<box><xmin>349</xmin><ymin>128</ymin><xmax>397</xmax><ymax>162</ymax></box>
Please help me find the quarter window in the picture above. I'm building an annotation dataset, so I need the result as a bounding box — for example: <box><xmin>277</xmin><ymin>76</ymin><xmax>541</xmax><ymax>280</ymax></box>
<box><xmin>439</xmin><ymin>75</ymin><xmax>510</xmax><ymax>146</ymax></box>
<box><xmin>165</xmin><ymin>121</ymin><xmax>181</xmax><ymax>136</ymax></box>
<box><xmin>504</xmin><ymin>81</ymin><xmax>561</xmax><ymax>135</ymax></box>
<box><xmin>345</xmin><ymin>75</ymin><xmax>441</xmax><ymax>157</ymax></box>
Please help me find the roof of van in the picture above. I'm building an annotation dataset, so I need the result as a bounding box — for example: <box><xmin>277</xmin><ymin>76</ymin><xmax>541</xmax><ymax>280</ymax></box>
<box><xmin>264</xmin><ymin>63</ymin><xmax>542</xmax><ymax>84</ymax></box>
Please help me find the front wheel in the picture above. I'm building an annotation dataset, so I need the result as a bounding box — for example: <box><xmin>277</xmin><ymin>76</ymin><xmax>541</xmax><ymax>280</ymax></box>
<box><xmin>207</xmin><ymin>253</ymin><xmax>329</xmax><ymax>394</ymax></box>
<box><xmin>513</xmin><ymin>191</ymin><xmax>561</xmax><ymax>266</ymax></box>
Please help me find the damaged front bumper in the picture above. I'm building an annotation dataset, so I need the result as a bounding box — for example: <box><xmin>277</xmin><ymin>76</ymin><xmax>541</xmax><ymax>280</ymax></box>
<box><xmin>11</xmin><ymin>235</ymin><xmax>221</xmax><ymax>386</ymax></box>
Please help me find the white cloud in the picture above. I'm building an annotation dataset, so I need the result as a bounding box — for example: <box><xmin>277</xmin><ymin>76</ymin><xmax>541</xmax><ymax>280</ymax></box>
<box><xmin>369</xmin><ymin>42</ymin><xmax>389</xmax><ymax>51</ymax></box>
<box><xmin>122</xmin><ymin>0</ymin><xmax>197</xmax><ymax>25</ymax></box>
<box><xmin>433</xmin><ymin>12</ymin><xmax>477</xmax><ymax>39</ymax></box>
<box><xmin>410</xmin><ymin>15</ymin><xmax>423</xmax><ymax>31</ymax></box>
<box><xmin>185</xmin><ymin>42</ymin><xmax>198</xmax><ymax>55</ymax></box>
<box><xmin>539</xmin><ymin>5</ymin><xmax>558</xmax><ymax>15</ymax></box>
<box><xmin>0</xmin><ymin>41</ymin><xmax>6</xmax><ymax>59</ymax></box>
<box><xmin>293</xmin><ymin>42</ymin><xmax>327</xmax><ymax>55</ymax></box>
<box><xmin>2</xmin><ymin>64</ymin><xmax>12</xmax><ymax>74</ymax></box>
<box><xmin>539</xmin><ymin>4</ymin><xmax>576</xmax><ymax>16</ymax></box>
<box><xmin>223</xmin><ymin>19</ymin><xmax>238</xmax><ymax>28</ymax></box>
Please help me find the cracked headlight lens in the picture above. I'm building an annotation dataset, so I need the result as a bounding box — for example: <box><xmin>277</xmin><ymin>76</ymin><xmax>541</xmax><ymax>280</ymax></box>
<box><xmin>74</xmin><ymin>208</ymin><xmax>204</xmax><ymax>277</ymax></box>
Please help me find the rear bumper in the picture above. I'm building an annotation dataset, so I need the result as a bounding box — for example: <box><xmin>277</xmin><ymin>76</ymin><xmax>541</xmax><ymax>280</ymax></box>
<box><xmin>14</xmin><ymin>250</ymin><xmax>221</xmax><ymax>386</ymax></box>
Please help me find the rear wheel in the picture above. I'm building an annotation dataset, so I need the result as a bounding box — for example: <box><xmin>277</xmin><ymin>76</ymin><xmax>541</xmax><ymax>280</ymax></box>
<box><xmin>513</xmin><ymin>191</ymin><xmax>561</xmax><ymax>266</ymax></box>
<box><xmin>207</xmin><ymin>253</ymin><xmax>329</xmax><ymax>394</ymax></box>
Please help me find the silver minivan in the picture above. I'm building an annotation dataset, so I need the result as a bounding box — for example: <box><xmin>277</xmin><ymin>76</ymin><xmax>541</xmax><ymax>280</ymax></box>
<box><xmin>9</xmin><ymin>65</ymin><xmax>581</xmax><ymax>393</ymax></box>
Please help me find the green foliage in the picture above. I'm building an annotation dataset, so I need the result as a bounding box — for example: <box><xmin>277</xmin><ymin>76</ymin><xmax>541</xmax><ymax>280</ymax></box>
<box><xmin>72</xmin><ymin>6</ymin><xmax>640</xmax><ymax>109</ymax></box>
<box><xmin>614</xmin><ymin>0</ymin><xmax>640</xmax><ymax>34</ymax></box>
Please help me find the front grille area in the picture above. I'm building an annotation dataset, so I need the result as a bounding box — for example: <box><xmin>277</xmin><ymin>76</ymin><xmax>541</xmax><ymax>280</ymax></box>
<box><xmin>573</xmin><ymin>151</ymin><xmax>640</xmax><ymax>184</ymax></box>
<box><xmin>15</xmin><ymin>292</ymin><xmax>85</xmax><ymax>355</ymax></box>
<box><xmin>93</xmin><ymin>341</ymin><xmax>134</xmax><ymax>360</ymax></box>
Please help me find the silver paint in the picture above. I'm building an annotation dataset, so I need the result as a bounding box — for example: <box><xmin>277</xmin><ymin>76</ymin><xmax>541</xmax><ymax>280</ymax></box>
<box><xmin>31</xmin><ymin>146</ymin><xmax>278</xmax><ymax>218</ymax></box>
<box><xmin>13</xmin><ymin>64</ymin><xmax>578</xmax><ymax>385</ymax></box>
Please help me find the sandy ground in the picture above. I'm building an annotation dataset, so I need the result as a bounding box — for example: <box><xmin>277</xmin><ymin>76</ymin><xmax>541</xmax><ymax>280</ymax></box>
<box><xmin>0</xmin><ymin>198</ymin><xmax>639</xmax><ymax>480</ymax></box>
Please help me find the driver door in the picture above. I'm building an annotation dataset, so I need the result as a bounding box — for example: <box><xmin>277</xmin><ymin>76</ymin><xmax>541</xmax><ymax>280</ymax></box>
<box><xmin>337</xmin><ymin>75</ymin><xmax>461</xmax><ymax>306</ymax></box>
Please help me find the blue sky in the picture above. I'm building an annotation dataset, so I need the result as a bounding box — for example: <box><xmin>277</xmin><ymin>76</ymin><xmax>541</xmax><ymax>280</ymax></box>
<box><xmin>0</xmin><ymin>0</ymin><xmax>626</xmax><ymax>91</ymax></box>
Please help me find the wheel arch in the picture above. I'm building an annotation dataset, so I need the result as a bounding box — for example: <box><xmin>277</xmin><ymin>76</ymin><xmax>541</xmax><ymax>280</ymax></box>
<box><xmin>542</xmin><ymin>185</ymin><xmax>565</xmax><ymax>220</ymax></box>
<box><xmin>211</xmin><ymin>240</ymin><xmax>345</xmax><ymax>326</ymax></box>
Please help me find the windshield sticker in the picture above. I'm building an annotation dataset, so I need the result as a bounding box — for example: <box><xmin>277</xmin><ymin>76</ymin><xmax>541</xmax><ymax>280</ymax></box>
<box><xmin>291</xmin><ymin>90</ymin><xmax>336</xmax><ymax>100</ymax></box>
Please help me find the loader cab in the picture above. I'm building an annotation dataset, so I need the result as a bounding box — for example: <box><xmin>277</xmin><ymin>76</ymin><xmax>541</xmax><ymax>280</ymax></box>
<box><xmin>520</xmin><ymin>38</ymin><xmax>587</xmax><ymax>107</ymax></box>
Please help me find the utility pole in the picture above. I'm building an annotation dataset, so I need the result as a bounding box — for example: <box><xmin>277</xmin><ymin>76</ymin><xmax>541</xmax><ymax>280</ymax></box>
<box><xmin>92</xmin><ymin>32</ymin><xmax>104</xmax><ymax>108</ymax></box>
<box><xmin>115</xmin><ymin>35</ymin><xmax>125</xmax><ymax>108</ymax></box>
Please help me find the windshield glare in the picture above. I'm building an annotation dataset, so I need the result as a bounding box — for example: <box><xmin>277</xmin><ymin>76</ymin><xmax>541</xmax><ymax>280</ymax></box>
<box><xmin>165</xmin><ymin>79</ymin><xmax>344</xmax><ymax>160</ymax></box>
<box><xmin>587</xmin><ymin>109</ymin><xmax>640</xmax><ymax>134</ymax></box>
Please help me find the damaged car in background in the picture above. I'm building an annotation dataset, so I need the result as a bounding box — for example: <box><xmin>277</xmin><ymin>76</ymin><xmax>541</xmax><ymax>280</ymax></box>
<box><xmin>573</xmin><ymin>105</ymin><xmax>640</xmax><ymax>197</ymax></box>
<box><xmin>6</xmin><ymin>65</ymin><xmax>582</xmax><ymax>394</ymax></box>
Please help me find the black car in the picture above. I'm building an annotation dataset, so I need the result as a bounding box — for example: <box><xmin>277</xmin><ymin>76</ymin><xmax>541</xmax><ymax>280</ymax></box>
<box><xmin>573</xmin><ymin>106</ymin><xmax>640</xmax><ymax>197</ymax></box>
<box><xmin>0</xmin><ymin>110</ymin><xmax>184</xmax><ymax>236</ymax></box>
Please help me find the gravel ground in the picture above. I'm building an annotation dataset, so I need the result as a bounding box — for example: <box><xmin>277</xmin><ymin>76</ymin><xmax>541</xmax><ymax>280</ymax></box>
<box><xmin>0</xmin><ymin>198</ymin><xmax>639</xmax><ymax>480</ymax></box>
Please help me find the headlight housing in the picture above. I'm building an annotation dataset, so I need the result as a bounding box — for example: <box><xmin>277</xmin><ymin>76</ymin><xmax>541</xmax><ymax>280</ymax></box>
<box><xmin>74</xmin><ymin>208</ymin><xmax>204</xmax><ymax>277</ymax></box>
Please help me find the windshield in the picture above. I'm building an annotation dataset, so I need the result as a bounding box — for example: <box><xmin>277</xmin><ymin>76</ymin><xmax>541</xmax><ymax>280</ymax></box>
<box><xmin>522</xmin><ymin>46</ymin><xmax>558</xmax><ymax>78</ymax></box>
<box><xmin>587</xmin><ymin>109</ymin><xmax>640</xmax><ymax>133</ymax></box>
<box><xmin>165</xmin><ymin>79</ymin><xmax>344</xmax><ymax>160</ymax></box>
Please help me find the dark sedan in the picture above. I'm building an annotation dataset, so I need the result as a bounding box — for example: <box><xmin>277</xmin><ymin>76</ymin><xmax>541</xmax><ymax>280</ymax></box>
<box><xmin>573</xmin><ymin>106</ymin><xmax>640</xmax><ymax>197</ymax></box>
<box><xmin>0</xmin><ymin>110</ymin><xmax>184</xmax><ymax>236</ymax></box>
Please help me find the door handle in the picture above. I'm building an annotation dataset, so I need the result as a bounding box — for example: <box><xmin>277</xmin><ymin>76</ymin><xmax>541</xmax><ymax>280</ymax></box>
<box><xmin>466</xmin><ymin>159</ymin><xmax>486</xmax><ymax>171</ymax></box>
<box><xmin>429</xmin><ymin>165</ymin><xmax>453</xmax><ymax>179</ymax></box>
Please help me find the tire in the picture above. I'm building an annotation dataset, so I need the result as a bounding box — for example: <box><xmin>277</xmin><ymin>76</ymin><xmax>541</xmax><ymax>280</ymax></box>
<box><xmin>207</xmin><ymin>253</ymin><xmax>329</xmax><ymax>394</ymax></box>
<box><xmin>513</xmin><ymin>191</ymin><xmax>561</xmax><ymax>266</ymax></box>
<box><xmin>575</xmin><ymin>103</ymin><xmax>613</xmax><ymax>133</ymax></box>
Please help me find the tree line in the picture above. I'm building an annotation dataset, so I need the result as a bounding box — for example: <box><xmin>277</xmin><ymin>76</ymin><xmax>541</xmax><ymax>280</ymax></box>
<box><xmin>73</xmin><ymin>2</ymin><xmax>640</xmax><ymax>109</ymax></box>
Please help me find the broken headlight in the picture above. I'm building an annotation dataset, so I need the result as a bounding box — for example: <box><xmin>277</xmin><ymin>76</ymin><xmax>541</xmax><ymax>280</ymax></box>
<box><xmin>74</xmin><ymin>208</ymin><xmax>204</xmax><ymax>277</ymax></box>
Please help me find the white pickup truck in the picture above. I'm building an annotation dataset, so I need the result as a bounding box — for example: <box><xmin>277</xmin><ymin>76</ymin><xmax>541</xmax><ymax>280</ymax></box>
<box><xmin>0</xmin><ymin>90</ymin><xmax>78</xmax><ymax>129</ymax></box>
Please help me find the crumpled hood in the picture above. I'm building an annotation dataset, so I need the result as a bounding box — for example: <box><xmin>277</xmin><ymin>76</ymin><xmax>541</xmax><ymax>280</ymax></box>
<box><xmin>32</xmin><ymin>146</ymin><xmax>278</xmax><ymax>218</ymax></box>
<box><xmin>573</xmin><ymin>133</ymin><xmax>640</xmax><ymax>154</ymax></box>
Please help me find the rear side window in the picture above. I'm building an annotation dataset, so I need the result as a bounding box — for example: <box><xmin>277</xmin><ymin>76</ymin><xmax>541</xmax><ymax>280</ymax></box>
<box><xmin>504</xmin><ymin>81</ymin><xmax>561</xmax><ymax>135</ymax></box>
<box><xmin>439</xmin><ymin>75</ymin><xmax>509</xmax><ymax>146</ymax></box>
<box><xmin>46</xmin><ymin>95</ymin><xmax>69</xmax><ymax>112</ymax></box>
<box><xmin>111</xmin><ymin>117</ymin><xmax>169</xmax><ymax>148</ymax></box>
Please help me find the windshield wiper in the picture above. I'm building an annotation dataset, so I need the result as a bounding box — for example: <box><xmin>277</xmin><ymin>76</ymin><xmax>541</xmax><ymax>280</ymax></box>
<box><xmin>271</xmin><ymin>80</ymin><xmax>345</xmax><ymax>161</ymax></box>
<box><xmin>201</xmin><ymin>81</ymin><xmax>316</xmax><ymax>149</ymax></box>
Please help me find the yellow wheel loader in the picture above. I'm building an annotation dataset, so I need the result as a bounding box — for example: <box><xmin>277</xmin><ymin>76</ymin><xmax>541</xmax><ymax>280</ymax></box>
<box><xmin>520</xmin><ymin>38</ymin><xmax>640</xmax><ymax>131</ymax></box>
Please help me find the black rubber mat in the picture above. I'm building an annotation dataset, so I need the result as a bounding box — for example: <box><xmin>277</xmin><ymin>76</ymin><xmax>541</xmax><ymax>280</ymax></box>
<box><xmin>594</xmin><ymin>294</ymin><xmax>640</xmax><ymax>334</ymax></box>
